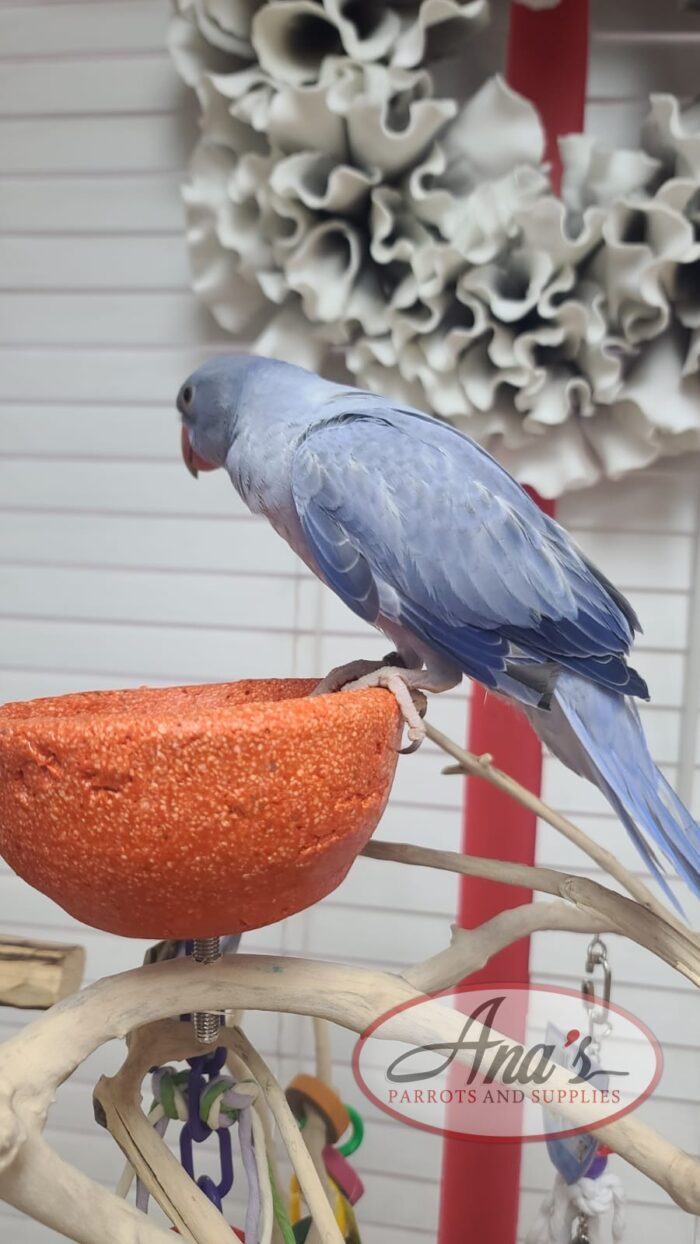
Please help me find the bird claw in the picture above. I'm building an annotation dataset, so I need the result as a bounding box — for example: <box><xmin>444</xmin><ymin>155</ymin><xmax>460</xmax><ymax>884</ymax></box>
<box><xmin>399</xmin><ymin>722</ymin><xmax>426</xmax><ymax>755</ymax></box>
<box><xmin>338</xmin><ymin>665</ymin><xmax>428</xmax><ymax>753</ymax></box>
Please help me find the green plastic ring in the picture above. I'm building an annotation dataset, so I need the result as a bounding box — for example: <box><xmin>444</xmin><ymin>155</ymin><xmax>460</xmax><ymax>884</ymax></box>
<box><xmin>338</xmin><ymin>1104</ymin><xmax>364</xmax><ymax>1157</ymax></box>
<box><xmin>297</xmin><ymin>1102</ymin><xmax>363</xmax><ymax>1155</ymax></box>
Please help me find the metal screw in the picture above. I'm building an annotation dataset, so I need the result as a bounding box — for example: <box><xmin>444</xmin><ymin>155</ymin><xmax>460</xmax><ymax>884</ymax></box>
<box><xmin>192</xmin><ymin>936</ymin><xmax>221</xmax><ymax>1045</ymax></box>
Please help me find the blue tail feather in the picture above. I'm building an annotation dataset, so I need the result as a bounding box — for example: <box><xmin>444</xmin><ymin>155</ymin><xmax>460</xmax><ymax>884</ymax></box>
<box><xmin>524</xmin><ymin>670</ymin><xmax>700</xmax><ymax>909</ymax></box>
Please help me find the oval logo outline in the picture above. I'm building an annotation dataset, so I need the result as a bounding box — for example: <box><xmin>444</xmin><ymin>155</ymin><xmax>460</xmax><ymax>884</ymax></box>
<box><xmin>351</xmin><ymin>980</ymin><xmax>663</xmax><ymax>1144</ymax></box>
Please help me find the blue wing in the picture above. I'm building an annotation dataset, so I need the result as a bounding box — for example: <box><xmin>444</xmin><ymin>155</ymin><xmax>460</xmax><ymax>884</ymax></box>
<box><xmin>290</xmin><ymin>406</ymin><xmax>647</xmax><ymax>699</ymax></box>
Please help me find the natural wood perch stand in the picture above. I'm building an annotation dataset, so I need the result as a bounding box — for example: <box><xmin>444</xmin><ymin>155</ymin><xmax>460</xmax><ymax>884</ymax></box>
<box><xmin>0</xmin><ymin>720</ymin><xmax>698</xmax><ymax>1242</ymax></box>
<box><xmin>0</xmin><ymin>935</ymin><xmax>85</xmax><ymax>1010</ymax></box>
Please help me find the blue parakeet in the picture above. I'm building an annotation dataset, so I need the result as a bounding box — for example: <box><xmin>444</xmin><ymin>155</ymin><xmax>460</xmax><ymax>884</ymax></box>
<box><xmin>178</xmin><ymin>354</ymin><xmax>700</xmax><ymax>902</ymax></box>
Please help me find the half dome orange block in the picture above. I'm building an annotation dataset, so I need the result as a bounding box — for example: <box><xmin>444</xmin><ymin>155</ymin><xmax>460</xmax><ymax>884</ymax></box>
<box><xmin>0</xmin><ymin>680</ymin><xmax>401</xmax><ymax>938</ymax></box>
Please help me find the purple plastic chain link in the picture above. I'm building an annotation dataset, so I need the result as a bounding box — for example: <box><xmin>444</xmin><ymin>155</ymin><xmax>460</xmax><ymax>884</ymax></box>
<box><xmin>138</xmin><ymin>938</ymin><xmax>257</xmax><ymax>1229</ymax></box>
<box><xmin>179</xmin><ymin>1045</ymin><xmax>235</xmax><ymax>1205</ymax></box>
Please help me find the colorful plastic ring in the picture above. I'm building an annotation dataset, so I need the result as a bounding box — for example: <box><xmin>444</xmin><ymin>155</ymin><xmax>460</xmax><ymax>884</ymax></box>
<box><xmin>338</xmin><ymin>1104</ymin><xmax>364</xmax><ymax>1157</ymax></box>
<box><xmin>323</xmin><ymin>1146</ymin><xmax>364</xmax><ymax>1205</ymax></box>
<box><xmin>285</xmin><ymin>1075</ymin><xmax>349</xmax><ymax>1144</ymax></box>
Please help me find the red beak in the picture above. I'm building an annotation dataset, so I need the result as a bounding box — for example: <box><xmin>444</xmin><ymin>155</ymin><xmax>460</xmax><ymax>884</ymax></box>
<box><xmin>181</xmin><ymin>426</ymin><xmax>218</xmax><ymax>478</ymax></box>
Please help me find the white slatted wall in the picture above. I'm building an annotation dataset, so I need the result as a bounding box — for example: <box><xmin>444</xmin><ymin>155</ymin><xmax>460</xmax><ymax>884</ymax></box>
<box><xmin>0</xmin><ymin>2</ymin><xmax>698</xmax><ymax>1242</ymax></box>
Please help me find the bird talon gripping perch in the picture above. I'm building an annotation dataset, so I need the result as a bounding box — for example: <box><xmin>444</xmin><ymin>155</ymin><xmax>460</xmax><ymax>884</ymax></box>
<box><xmin>340</xmin><ymin>666</ymin><xmax>429</xmax><ymax>752</ymax></box>
<box><xmin>178</xmin><ymin>355</ymin><xmax>700</xmax><ymax>903</ymax></box>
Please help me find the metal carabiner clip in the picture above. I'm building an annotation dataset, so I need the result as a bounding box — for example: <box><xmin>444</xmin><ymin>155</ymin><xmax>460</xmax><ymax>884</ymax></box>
<box><xmin>581</xmin><ymin>935</ymin><xmax>611</xmax><ymax>1027</ymax></box>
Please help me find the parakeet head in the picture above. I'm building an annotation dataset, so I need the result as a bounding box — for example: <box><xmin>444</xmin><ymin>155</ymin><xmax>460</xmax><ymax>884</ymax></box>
<box><xmin>177</xmin><ymin>354</ymin><xmax>259</xmax><ymax>477</ymax></box>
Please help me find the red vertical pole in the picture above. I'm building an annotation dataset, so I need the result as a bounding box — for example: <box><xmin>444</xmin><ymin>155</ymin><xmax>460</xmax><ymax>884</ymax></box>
<box><xmin>437</xmin><ymin>3</ymin><xmax>589</xmax><ymax>1242</ymax></box>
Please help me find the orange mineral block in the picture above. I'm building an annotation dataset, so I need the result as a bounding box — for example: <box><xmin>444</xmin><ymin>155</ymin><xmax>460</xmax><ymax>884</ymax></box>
<box><xmin>0</xmin><ymin>680</ymin><xmax>401</xmax><ymax>938</ymax></box>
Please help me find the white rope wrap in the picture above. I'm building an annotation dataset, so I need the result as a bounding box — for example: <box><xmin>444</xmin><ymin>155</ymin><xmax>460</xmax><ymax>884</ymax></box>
<box><xmin>526</xmin><ymin>1170</ymin><xmax>626</xmax><ymax>1243</ymax></box>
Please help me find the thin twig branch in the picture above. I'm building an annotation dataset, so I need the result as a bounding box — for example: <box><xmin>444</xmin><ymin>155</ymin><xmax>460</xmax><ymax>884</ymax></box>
<box><xmin>363</xmin><ymin>840</ymin><xmax>700</xmax><ymax>987</ymax></box>
<box><xmin>425</xmin><ymin>719</ymin><xmax>694</xmax><ymax>937</ymax></box>
<box><xmin>406</xmin><ymin>901</ymin><xmax>609</xmax><ymax>993</ymax></box>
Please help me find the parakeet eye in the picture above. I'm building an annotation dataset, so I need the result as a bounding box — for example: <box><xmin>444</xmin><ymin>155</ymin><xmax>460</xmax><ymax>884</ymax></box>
<box><xmin>176</xmin><ymin>381</ymin><xmax>196</xmax><ymax>421</ymax></box>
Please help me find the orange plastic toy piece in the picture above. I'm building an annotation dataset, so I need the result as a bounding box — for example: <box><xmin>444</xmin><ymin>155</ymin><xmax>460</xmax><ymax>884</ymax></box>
<box><xmin>0</xmin><ymin>679</ymin><xmax>401</xmax><ymax>938</ymax></box>
<box><xmin>285</xmin><ymin>1074</ymin><xmax>350</xmax><ymax>1144</ymax></box>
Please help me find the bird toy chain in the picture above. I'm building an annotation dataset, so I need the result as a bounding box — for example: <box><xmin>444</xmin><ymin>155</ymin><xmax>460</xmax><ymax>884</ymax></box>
<box><xmin>133</xmin><ymin>941</ymin><xmax>366</xmax><ymax>1241</ymax></box>
<box><xmin>581</xmin><ymin>937</ymin><xmax>612</xmax><ymax>1064</ymax></box>
<box><xmin>136</xmin><ymin>1044</ymin><xmax>281</xmax><ymax>1241</ymax></box>
<box><xmin>572</xmin><ymin>936</ymin><xmax>623</xmax><ymax>1244</ymax></box>
<box><xmin>526</xmin><ymin>936</ymin><xmax>626</xmax><ymax>1244</ymax></box>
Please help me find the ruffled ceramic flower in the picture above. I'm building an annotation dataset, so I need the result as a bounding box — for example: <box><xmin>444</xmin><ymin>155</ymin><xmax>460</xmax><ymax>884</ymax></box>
<box><xmin>170</xmin><ymin>0</ymin><xmax>700</xmax><ymax>497</ymax></box>
<box><xmin>252</xmin><ymin>0</ymin><xmax>488</xmax><ymax>83</ymax></box>
<box><xmin>344</xmin><ymin>77</ymin><xmax>551</xmax><ymax>411</ymax></box>
<box><xmin>482</xmin><ymin>100</ymin><xmax>700</xmax><ymax>491</ymax></box>
<box><xmin>181</xmin><ymin>50</ymin><xmax>464</xmax><ymax>360</ymax></box>
<box><xmin>169</xmin><ymin>0</ymin><xmax>263</xmax><ymax>80</ymax></box>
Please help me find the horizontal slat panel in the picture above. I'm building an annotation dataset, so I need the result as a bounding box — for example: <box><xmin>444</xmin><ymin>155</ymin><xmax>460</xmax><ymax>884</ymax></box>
<box><xmin>0</xmin><ymin>1</ymin><xmax>169</xmax><ymax>57</ymax></box>
<box><xmin>0</xmin><ymin>347</ymin><xmax>220</xmax><ymax>401</ymax></box>
<box><xmin>0</xmin><ymin>459</ymin><xmax>246</xmax><ymax>517</ymax></box>
<box><xmin>0</xmin><ymin>512</ymin><xmax>298</xmax><ymax>574</ymax></box>
<box><xmin>558</xmin><ymin>471</ymin><xmax>699</xmax><ymax>535</ymax></box>
<box><xmin>0</xmin><ymin>292</ymin><xmax>224</xmax><ymax>346</ymax></box>
<box><xmin>529</xmin><ymin>976</ymin><xmax>700</xmax><ymax>1050</ymax></box>
<box><xmin>0</xmin><ymin>174</ymin><xmax>185</xmax><ymax>231</ymax></box>
<box><xmin>0</xmin><ymin>617</ymin><xmax>295</xmax><ymax>680</ymax></box>
<box><xmin>331</xmin><ymin>852</ymin><xmax>459</xmax><ymax>917</ymax></box>
<box><xmin>568</xmin><ymin>530</ymin><xmax>693</xmax><ymax>591</ymax></box>
<box><xmin>0</xmin><ymin>114</ymin><xmax>189</xmax><ymax>174</ymax></box>
<box><xmin>0</xmin><ymin>54</ymin><xmax>181</xmax><ymax>115</ymax></box>
<box><xmin>530</xmin><ymin>925</ymin><xmax>698</xmax><ymax>992</ymax></box>
<box><xmin>443</xmin><ymin>14</ymin><xmax>700</xmax><ymax>106</ymax></box>
<box><xmin>0</xmin><ymin>405</ymin><xmax>179</xmax><ymax>457</ymax></box>
<box><xmin>0</xmin><ymin>668</ymin><xmax>182</xmax><ymax>703</ymax></box>
<box><xmin>0</xmin><ymin>565</ymin><xmax>297</xmax><ymax>630</ymax></box>
<box><xmin>0</xmin><ymin>238</ymin><xmax>191</xmax><ymax>289</ymax></box>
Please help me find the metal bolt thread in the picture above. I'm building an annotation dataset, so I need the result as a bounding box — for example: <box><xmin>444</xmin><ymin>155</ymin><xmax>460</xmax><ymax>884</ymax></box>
<box><xmin>192</xmin><ymin>936</ymin><xmax>221</xmax><ymax>1045</ymax></box>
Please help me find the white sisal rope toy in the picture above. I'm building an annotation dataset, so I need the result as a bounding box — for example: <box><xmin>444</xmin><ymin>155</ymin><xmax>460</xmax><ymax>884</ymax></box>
<box><xmin>526</xmin><ymin>1169</ymin><xmax>626</xmax><ymax>1243</ymax></box>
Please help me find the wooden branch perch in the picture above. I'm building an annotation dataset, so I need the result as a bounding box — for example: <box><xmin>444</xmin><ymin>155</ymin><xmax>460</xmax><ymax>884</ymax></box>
<box><xmin>94</xmin><ymin>1022</ymin><xmax>234</xmax><ymax>1244</ymax></box>
<box><xmin>405</xmin><ymin>900</ymin><xmax>609</xmax><ymax>993</ymax></box>
<box><xmin>363</xmin><ymin>839</ymin><xmax>700</xmax><ymax>987</ymax></box>
<box><xmin>0</xmin><ymin>936</ymin><xmax>85</xmax><ymax>1010</ymax></box>
<box><xmin>0</xmin><ymin>951</ymin><xmax>698</xmax><ymax>1236</ymax></box>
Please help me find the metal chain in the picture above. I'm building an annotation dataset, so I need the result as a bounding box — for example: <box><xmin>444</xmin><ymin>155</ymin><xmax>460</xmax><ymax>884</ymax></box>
<box><xmin>572</xmin><ymin>1216</ymin><xmax>590</xmax><ymax>1243</ymax></box>
<box><xmin>573</xmin><ymin>935</ymin><xmax>613</xmax><ymax>1242</ymax></box>
<box><xmin>581</xmin><ymin>935</ymin><xmax>612</xmax><ymax>1060</ymax></box>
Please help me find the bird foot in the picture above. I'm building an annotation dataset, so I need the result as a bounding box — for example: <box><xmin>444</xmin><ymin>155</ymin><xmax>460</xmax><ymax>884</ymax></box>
<box><xmin>339</xmin><ymin>665</ymin><xmax>428</xmax><ymax>753</ymax></box>
<box><xmin>310</xmin><ymin>658</ymin><xmax>390</xmax><ymax>697</ymax></box>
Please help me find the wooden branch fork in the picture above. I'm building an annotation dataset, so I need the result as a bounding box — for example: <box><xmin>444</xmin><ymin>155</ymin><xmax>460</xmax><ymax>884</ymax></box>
<box><xmin>0</xmin><ymin>717</ymin><xmax>699</xmax><ymax>1242</ymax></box>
